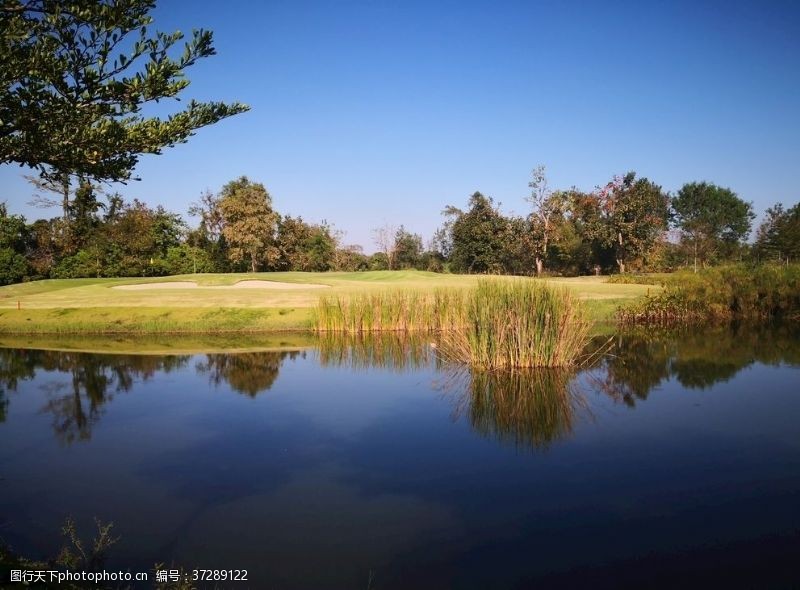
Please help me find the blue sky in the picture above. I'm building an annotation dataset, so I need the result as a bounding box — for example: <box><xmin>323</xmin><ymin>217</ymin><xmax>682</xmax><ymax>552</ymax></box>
<box><xmin>1</xmin><ymin>0</ymin><xmax>798</xmax><ymax>249</ymax></box>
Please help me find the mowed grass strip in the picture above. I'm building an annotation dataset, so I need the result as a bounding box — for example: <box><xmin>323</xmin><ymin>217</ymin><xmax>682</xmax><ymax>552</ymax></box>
<box><xmin>0</xmin><ymin>271</ymin><xmax>653</xmax><ymax>333</ymax></box>
<box><xmin>0</xmin><ymin>307</ymin><xmax>310</xmax><ymax>334</ymax></box>
<box><xmin>0</xmin><ymin>332</ymin><xmax>317</xmax><ymax>355</ymax></box>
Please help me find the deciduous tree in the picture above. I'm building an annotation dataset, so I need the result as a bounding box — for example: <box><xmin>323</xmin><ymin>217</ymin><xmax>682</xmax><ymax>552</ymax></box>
<box><xmin>526</xmin><ymin>166</ymin><xmax>571</xmax><ymax>276</ymax></box>
<box><xmin>393</xmin><ymin>225</ymin><xmax>423</xmax><ymax>269</ymax></box>
<box><xmin>218</xmin><ymin>177</ymin><xmax>278</xmax><ymax>272</ymax></box>
<box><xmin>372</xmin><ymin>223</ymin><xmax>398</xmax><ymax>270</ymax></box>
<box><xmin>672</xmin><ymin>181</ymin><xmax>754</xmax><ymax>269</ymax></box>
<box><xmin>446</xmin><ymin>192</ymin><xmax>514</xmax><ymax>274</ymax></box>
<box><xmin>0</xmin><ymin>203</ymin><xmax>30</xmax><ymax>284</ymax></box>
<box><xmin>755</xmin><ymin>202</ymin><xmax>800</xmax><ymax>263</ymax></box>
<box><xmin>591</xmin><ymin>172</ymin><xmax>670</xmax><ymax>273</ymax></box>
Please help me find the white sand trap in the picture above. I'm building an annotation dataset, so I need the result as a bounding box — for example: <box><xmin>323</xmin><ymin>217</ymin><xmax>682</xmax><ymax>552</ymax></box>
<box><xmin>114</xmin><ymin>280</ymin><xmax>328</xmax><ymax>291</ymax></box>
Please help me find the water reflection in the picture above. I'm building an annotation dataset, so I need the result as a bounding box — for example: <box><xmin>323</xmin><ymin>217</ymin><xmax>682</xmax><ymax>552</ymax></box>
<box><xmin>317</xmin><ymin>333</ymin><xmax>436</xmax><ymax>371</ymax></box>
<box><xmin>0</xmin><ymin>349</ymin><xmax>190</xmax><ymax>443</ymax></box>
<box><xmin>196</xmin><ymin>351</ymin><xmax>304</xmax><ymax>397</ymax></box>
<box><xmin>598</xmin><ymin>324</ymin><xmax>800</xmax><ymax>406</ymax></box>
<box><xmin>451</xmin><ymin>369</ymin><xmax>580</xmax><ymax>450</ymax></box>
<box><xmin>0</xmin><ymin>349</ymin><xmax>38</xmax><ymax>423</ymax></box>
<box><xmin>1</xmin><ymin>328</ymin><xmax>799</xmax><ymax>588</ymax></box>
<box><xmin>0</xmin><ymin>349</ymin><xmax>37</xmax><ymax>422</ymax></box>
<box><xmin>1</xmin><ymin>324</ymin><xmax>798</xmax><ymax>447</ymax></box>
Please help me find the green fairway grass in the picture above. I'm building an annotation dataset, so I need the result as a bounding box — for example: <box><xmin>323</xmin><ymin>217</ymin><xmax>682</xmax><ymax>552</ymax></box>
<box><xmin>0</xmin><ymin>271</ymin><xmax>653</xmax><ymax>334</ymax></box>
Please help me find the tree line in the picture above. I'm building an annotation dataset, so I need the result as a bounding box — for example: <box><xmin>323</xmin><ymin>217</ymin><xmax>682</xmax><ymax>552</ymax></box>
<box><xmin>1</xmin><ymin>167</ymin><xmax>798</xmax><ymax>285</ymax></box>
<box><xmin>2</xmin><ymin>2</ymin><xmax>796</xmax><ymax>284</ymax></box>
<box><xmin>436</xmin><ymin>169</ymin><xmax>797</xmax><ymax>276</ymax></box>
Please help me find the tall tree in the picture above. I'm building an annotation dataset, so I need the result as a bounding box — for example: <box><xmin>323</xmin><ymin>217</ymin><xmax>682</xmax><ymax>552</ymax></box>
<box><xmin>393</xmin><ymin>225</ymin><xmax>423</xmax><ymax>270</ymax></box>
<box><xmin>672</xmin><ymin>181</ymin><xmax>754</xmax><ymax>269</ymax></box>
<box><xmin>217</xmin><ymin>177</ymin><xmax>278</xmax><ymax>272</ymax></box>
<box><xmin>372</xmin><ymin>223</ymin><xmax>398</xmax><ymax>270</ymax></box>
<box><xmin>276</xmin><ymin>215</ymin><xmax>335</xmax><ymax>271</ymax></box>
<box><xmin>591</xmin><ymin>173</ymin><xmax>670</xmax><ymax>273</ymax></box>
<box><xmin>26</xmin><ymin>218</ymin><xmax>59</xmax><ymax>277</ymax></box>
<box><xmin>526</xmin><ymin>166</ymin><xmax>568</xmax><ymax>276</ymax></box>
<box><xmin>754</xmin><ymin>202</ymin><xmax>800</xmax><ymax>262</ymax></box>
<box><xmin>188</xmin><ymin>188</ymin><xmax>228</xmax><ymax>271</ymax></box>
<box><xmin>0</xmin><ymin>203</ymin><xmax>30</xmax><ymax>284</ymax></box>
<box><xmin>0</xmin><ymin>0</ymin><xmax>249</xmax><ymax>183</ymax></box>
<box><xmin>446</xmin><ymin>192</ymin><xmax>514</xmax><ymax>274</ymax></box>
<box><xmin>557</xmin><ymin>188</ymin><xmax>606</xmax><ymax>274</ymax></box>
<box><xmin>331</xmin><ymin>243</ymin><xmax>367</xmax><ymax>272</ymax></box>
<box><xmin>68</xmin><ymin>180</ymin><xmax>104</xmax><ymax>251</ymax></box>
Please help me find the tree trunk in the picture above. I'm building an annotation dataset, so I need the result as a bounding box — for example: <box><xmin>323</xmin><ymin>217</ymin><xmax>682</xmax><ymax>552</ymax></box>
<box><xmin>61</xmin><ymin>174</ymin><xmax>71</xmax><ymax>221</ymax></box>
<box><xmin>617</xmin><ymin>258</ymin><xmax>626</xmax><ymax>274</ymax></box>
<box><xmin>535</xmin><ymin>257</ymin><xmax>544</xmax><ymax>276</ymax></box>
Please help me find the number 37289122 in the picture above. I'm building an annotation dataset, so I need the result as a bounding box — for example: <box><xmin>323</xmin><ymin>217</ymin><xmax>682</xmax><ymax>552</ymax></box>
<box><xmin>192</xmin><ymin>569</ymin><xmax>248</xmax><ymax>581</ymax></box>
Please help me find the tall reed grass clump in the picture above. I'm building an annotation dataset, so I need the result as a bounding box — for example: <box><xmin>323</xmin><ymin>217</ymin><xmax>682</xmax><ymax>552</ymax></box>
<box><xmin>440</xmin><ymin>280</ymin><xmax>591</xmax><ymax>369</ymax></box>
<box><xmin>315</xmin><ymin>280</ymin><xmax>592</xmax><ymax>368</ymax></box>
<box><xmin>315</xmin><ymin>288</ymin><xmax>467</xmax><ymax>333</ymax></box>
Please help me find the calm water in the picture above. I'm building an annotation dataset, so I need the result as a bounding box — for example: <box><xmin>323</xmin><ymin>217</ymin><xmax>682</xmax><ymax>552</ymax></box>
<box><xmin>1</xmin><ymin>326</ymin><xmax>799</xmax><ymax>589</ymax></box>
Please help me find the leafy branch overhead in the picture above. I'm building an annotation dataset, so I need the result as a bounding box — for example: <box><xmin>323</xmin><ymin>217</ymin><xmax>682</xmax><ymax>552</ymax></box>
<box><xmin>0</xmin><ymin>0</ymin><xmax>250</xmax><ymax>182</ymax></box>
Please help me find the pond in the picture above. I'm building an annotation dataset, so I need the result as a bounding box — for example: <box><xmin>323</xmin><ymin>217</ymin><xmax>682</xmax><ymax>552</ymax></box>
<box><xmin>1</xmin><ymin>326</ymin><xmax>799</xmax><ymax>588</ymax></box>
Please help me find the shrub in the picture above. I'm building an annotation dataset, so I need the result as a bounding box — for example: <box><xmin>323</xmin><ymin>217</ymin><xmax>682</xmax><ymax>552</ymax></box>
<box><xmin>618</xmin><ymin>263</ymin><xmax>800</xmax><ymax>324</ymax></box>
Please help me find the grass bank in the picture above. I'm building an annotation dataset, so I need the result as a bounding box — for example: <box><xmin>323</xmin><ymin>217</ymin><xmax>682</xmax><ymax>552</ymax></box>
<box><xmin>0</xmin><ymin>332</ymin><xmax>316</xmax><ymax>355</ymax></box>
<box><xmin>0</xmin><ymin>306</ymin><xmax>310</xmax><ymax>334</ymax></box>
<box><xmin>0</xmin><ymin>271</ymin><xmax>648</xmax><ymax>334</ymax></box>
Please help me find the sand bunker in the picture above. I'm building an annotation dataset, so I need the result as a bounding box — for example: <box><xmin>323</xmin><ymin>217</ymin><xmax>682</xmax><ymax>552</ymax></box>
<box><xmin>114</xmin><ymin>280</ymin><xmax>328</xmax><ymax>291</ymax></box>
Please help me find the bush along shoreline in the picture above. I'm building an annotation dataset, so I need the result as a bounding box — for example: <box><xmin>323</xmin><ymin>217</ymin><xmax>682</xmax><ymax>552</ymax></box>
<box><xmin>617</xmin><ymin>264</ymin><xmax>800</xmax><ymax>325</ymax></box>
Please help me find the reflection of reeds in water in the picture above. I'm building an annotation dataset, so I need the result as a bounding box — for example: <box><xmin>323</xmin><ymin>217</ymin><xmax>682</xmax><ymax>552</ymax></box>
<box><xmin>317</xmin><ymin>333</ymin><xmax>437</xmax><ymax>371</ymax></box>
<box><xmin>316</xmin><ymin>332</ymin><xmax>581</xmax><ymax>450</ymax></box>
<box><xmin>446</xmin><ymin>368</ymin><xmax>581</xmax><ymax>451</ymax></box>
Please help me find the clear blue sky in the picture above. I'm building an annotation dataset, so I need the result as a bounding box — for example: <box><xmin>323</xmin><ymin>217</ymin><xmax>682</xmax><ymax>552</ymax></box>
<box><xmin>1</xmin><ymin>0</ymin><xmax>798</xmax><ymax>249</ymax></box>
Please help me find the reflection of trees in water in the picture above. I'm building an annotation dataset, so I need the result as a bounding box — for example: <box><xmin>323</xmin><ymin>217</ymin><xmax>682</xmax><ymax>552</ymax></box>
<box><xmin>196</xmin><ymin>351</ymin><xmax>303</xmax><ymax>397</ymax></box>
<box><xmin>42</xmin><ymin>353</ymin><xmax>190</xmax><ymax>445</ymax></box>
<box><xmin>593</xmin><ymin>334</ymin><xmax>673</xmax><ymax>407</ymax></box>
<box><xmin>597</xmin><ymin>324</ymin><xmax>800</xmax><ymax>406</ymax></box>
<box><xmin>460</xmin><ymin>369</ymin><xmax>579</xmax><ymax>450</ymax></box>
<box><xmin>317</xmin><ymin>333</ymin><xmax>436</xmax><ymax>372</ymax></box>
<box><xmin>0</xmin><ymin>348</ymin><xmax>40</xmax><ymax>422</ymax></box>
<box><xmin>0</xmin><ymin>348</ymin><xmax>303</xmax><ymax>442</ymax></box>
<box><xmin>0</xmin><ymin>349</ymin><xmax>189</xmax><ymax>443</ymax></box>
<box><xmin>1</xmin><ymin>323</ymin><xmax>796</xmax><ymax>443</ymax></box>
